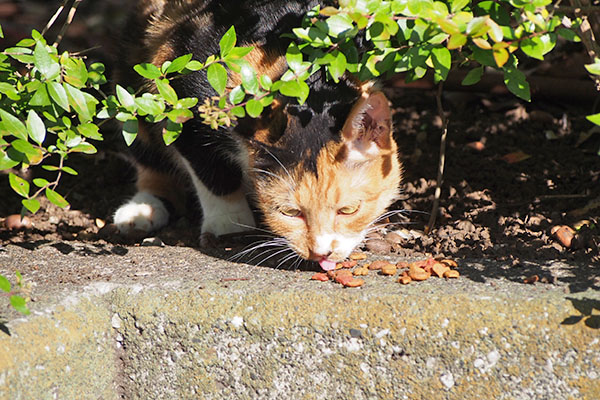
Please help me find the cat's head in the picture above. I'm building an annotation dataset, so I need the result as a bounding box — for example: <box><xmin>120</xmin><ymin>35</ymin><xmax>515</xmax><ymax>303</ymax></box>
<box><xmin>250</xmin><ymin>89</ymin><xmax>402</xmax><ymax>269</ymax></box>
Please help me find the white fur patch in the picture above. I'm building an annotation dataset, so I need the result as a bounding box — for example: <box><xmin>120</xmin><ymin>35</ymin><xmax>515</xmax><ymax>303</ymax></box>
<box><xmin>176</xmin><ymin>156</ymin><xmax>256</xmax><ymax>236</ymax></box>
<box><xmin>113</xmin><ymin>192</ymin><xmax>169</xmax><ymax>233</ymax></box>
<box><xmin>314</xmin><ymin>232</ymin><xmax>364</xmax><ymax>259</ymax></box>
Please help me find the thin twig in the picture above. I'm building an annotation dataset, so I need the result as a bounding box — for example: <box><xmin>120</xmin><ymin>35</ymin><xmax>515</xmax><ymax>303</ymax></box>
<box><xmin>53</xmin><ymin>0</ymin><xmax>83</xmax><ymax>48</ymax></box>
<box><xmin>42</xmin><ymin>0</ymin><xmax>69</xmax><ymax>36</ymax></box>
<box><xmin>426</xmin><ymin>83</ymin><xmax>448</xmax><ymax>235</ymax></box>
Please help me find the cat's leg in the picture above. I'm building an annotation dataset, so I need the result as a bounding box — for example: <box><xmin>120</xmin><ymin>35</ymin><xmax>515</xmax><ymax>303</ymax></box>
<box><xmin>113</xmin><ymin>166</ymin><xmax>181</xmax><ymax>234</ymax></box>
<box><xmin>176</xmin><ymin>155</ymin><xmax>255</xmax><ymax>236</ymax></box>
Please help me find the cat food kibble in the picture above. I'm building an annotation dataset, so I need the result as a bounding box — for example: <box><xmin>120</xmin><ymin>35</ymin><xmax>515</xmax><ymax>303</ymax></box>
<box><xmin>338</xmin><ymin>260</ymin><xmax>357</xmax><ymax>269</ymax></box>
<box><xmin>443</xmin><ymin>269</ymin><xmax>460</xmax><ymax>279</ymax></box>
<box><xmin>408</xmin><ymin>263</ymin><xmax>431</xmax><ymax>281</ymax></box>
<box><xmin>368</xmin><ymin>260</ymin><xmax>389</xmax><ymax>270</ymax></box>
<box><xmin>432</xmin><ymin>262</ymin><xmax>450</xmax><ymax>278</ymax></box>
<box><xmin>398</xmin><ymin>275</ymin><xmax>412</xmax><ymax>284</ymax></box>
<box><xmin>349</xmin><ymin>252</ymin><xmax>367</xmax><ymax>260</ymax></box>
<box><xmin>380</xmin><ymin>263</ymin><xmax>397</xmax><ymax>276</ymax></box>
<box><xmin>353</xmin><ymin>267</ymin><xmax>369</xmax><ymax>276</ymax></box>
<box><xmin>311</xmin><ymin>272</ymin><xmax>329</xmax><ymax>282</ymax></box>
<box><xmin>4</xmin><ymin>214</ymin><xmax>32</xmax><ymax>230</ymax></box>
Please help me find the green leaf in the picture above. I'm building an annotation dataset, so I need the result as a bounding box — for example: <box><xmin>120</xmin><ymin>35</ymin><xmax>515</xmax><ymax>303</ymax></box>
<box><xmin>122</xmin><ymin>119</ymin><xmax>138</xmax><ymax>146</ymax></box>
<box><xmin>329</xmin><ymin>50</ymin><xmax>347</xmax><ymax>82</ymax></box>
<box><xmin>76</xmin><ymin>123</ymin><xmax>103</xmax><ymax>140</ymax></box>
<box><xmin>520</xmin><ymin>37</ymin><xmax>545</xmax><ymax>60</ymax></box>
<box><xmin>33</xmin><ymin>178</ymin><xmax>49</xmax><ymax>188</ymax></box>
<box><xmin>11</xmin><ymin>139</ymin><xmax>38</xmax><ymax>157</ymax></box>
<box><xmin>245</xmin><ymin>99</ymin><xmax>264</xmax><ymax>118</ymax></box>
<box><xmin>34</xmin><ymin>41</ymin><xmax>60</xmax><ymax>80</ymax></box>
<box><xmin>586</xmin><ymin>113</ymin><xmax>600</xmax><ymax>126</ymax></box>
<box><xmin>503</xmin><ymin>66</ymin><xmax>530</xmax><ymax>101</ymax></box>
<box><xmin>63</xmin><ymin>57</ymin><xmax>89</xmax><ymax>88</ymax></box>
<box><xmin>286</xmin><ymin>43</ymin><xmax>303</xmax><ymax>72</ymax></box>
<box><xmin>0</xmin><ymin>24</ymin><xmax>3</xmax><ymax>39</ymax></box>
<box><xmin>557</xmin><ymin>28</ymin><xmax>580</xmax><ymax>42</ymax></box>
<box><xmin>259</xmin><ymin>75</ymin><xmax>273</xmax><ymax>90</ymax></box>
<box><xmin>185</xmin><ymin>60</ymin><xmax>204</xmax><ymax>71</ymax></box>
<box><xmin>70</xmin><ymin>143</ymin><xmax>97</xmax><ymax>154</ymax></box>
<box><xmin>0</xmin><ymin>150</ymin><xmax>19</xmax><ymax>170</ymax></box>
<box><xmin>162</xmin><ymin>120</ymin><xmax>182</xmax><ymax>145</ymax></box>
<box><xmin>451</xmin><ymin>0</ymin><xmax>469</xmax><ymax>13</ymax></box>
<box><xmin>0</xmin><ymin>275</ymin><xmax>10</xmax><ymax>292</ymax></box>
<box><xmin>29</xmin><ymin>83</ymin><xmax>51</xmax><ymax>106</ymax></box>
<box><xmin>165</xmin><ymin>54</ymin><xmax>193</xmax><ymax>74</ymax></box>
<box><xmin>9</xmin><ymin>173</ymin><xmax>29</xmax><ymax>198</ymax></box>
<box><xmin>240</xmin><ymin>63</ymin><xmax>259</xmax><ymax>95</ymax></box>
<box><xmin>431</xmin><ymin>46</ymin><xmax>451</xmax><ymax>82</ymax></box>
<box><xmin>134</xmin><ymin>63</ymin><xmax>162</xmax><ymax>80</ymax></box>
<box><xmin>26</xmin><ymin>110</ymin><xmax>46</xmax><ymax>145</ymax></box>
<box><xmin>229</xmin><ymin>86</ymin><xmax>245</xmax><ymax>105</ymax></box>
<box><xmin>65</xmin><ymin>84</ymin><xmax>93</xmax><ymax>122</ymax></box>
<box><xmin>47</xmin><ymin>81</ymin><xmax>70</xmax><ymax>111</ymax></box>
<box><xmin>207</xmin><ymin>63</ymin><xmax>228</xmax><ymax>96</ymax></box>
<box><xmin>166</xmin><ymin>108</ymin><xmax>193</xmax><ymax>124</ymax></box>
<box><xmin>22</xmin><ymin>198</ymin><xmax>40</xmax><ymax>214</ymax></box>
<box><xmin>156</xmin><ymin>79</ymin><xmax>178</xmax><ymax>105</ymax></box>
<box><xmin>325</xmin><ymin>13</ymin><xmax>354</xmax><ymax>38</ymax></box>
<box><xmin>45</xmin><ymin>187</ymin><xmax>69</xmax><ymax>208</ymax></box>
<box><xmin>219</xmin><ymin>26</ymin><xmax>237</xmax><ymax>58</ymax></box>
<box><xmin>231</xmin><ymin>106</ymin><xmax>245</xmax><ymax>118</ymax></box>
<box><xmin>462</xmin><ymin>66</ymin><xmax>483</xmax><ymax>85</ymax></box>
<box><xmin>447</xmin><ymin>33</ymin><xmax>467</xmax><ymax>49</ymax></box>
<box><xmin>10</xmin><ymin>295</ymin><xmax>30</xmax><ymax>315</ymax></box>
<box><xmin>0</xmin><ymin>109</ymin><xmax>28</xmax><ymax>140</ymax></box>
<box><xmin>0</xmin><ymin>82</ymin><xmax>21</xmax><ymax>100</ymax></box>
<box><xmin>134</xmin><ymin>95</ymin><xmax>165</xmax><ymax>116</ymax></box>
<box><xmin>116</xmin><ymin>84</ymin><xmax>135</xmax><ymax>110</ymax></box>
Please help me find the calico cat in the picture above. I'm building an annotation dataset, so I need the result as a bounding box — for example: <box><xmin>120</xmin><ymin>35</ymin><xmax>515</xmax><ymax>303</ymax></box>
<box><xmin>113</xmin><ymin>0</ymin><xmax>403</xmax><ymax>270</ymax></box>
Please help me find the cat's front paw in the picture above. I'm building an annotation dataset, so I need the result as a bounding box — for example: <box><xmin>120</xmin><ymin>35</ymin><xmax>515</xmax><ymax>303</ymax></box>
<box><xmin>201</xmin><ymin>197</ymin><xmax>255</xmax><ymax>236</ymax></box>
<box><xmin>113</xmin><ymin>192</ymin><xmax>169</xmax><ymax>234</ymax></box>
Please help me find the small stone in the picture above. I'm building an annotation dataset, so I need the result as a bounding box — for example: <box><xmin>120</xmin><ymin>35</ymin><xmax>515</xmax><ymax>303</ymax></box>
<box><xmin>384</xmin><ymin>231</ymin><xmax>403</xmax><ymax>244</ymax></box>
<box><xmin>349</xmin><ymin>328</ymin><xmax>363</xmax><ymax>339</ymax></box>
<box><xmin>4</xmin><ymin>214</ymin><xmax>32</xmax><ymax>230</ymax></box>
<box><xmin>366</xmin><ymin>239</ymin><xmax>392</xmax><ymax>254</ymax></box>
<box><xmin>440</xmin><ymin>372</ymin><xmax>455</xmax><ymax>390</ymax></box>
<box><xmin>111</xmin><ymin>313</ymin><xmax>122</xmax><ymax>330</ymax></box>
<box><xmin>141</xmin><ymin>237</ymin><xmax>165</xmax><ymax>247</ymax></box>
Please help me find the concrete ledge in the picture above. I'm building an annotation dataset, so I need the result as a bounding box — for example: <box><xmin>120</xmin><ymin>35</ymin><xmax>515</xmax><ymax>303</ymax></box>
<box><xmin>1</xmin><ymin>244</ymin><xmax>599</xmax><ymax>399</ymax></box>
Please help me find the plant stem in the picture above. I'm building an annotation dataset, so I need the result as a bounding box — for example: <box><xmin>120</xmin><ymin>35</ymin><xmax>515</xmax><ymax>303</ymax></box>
<box><xmin>53</xmin><ymin>0</ymin><xmax>83</xmax><ymax>48</ymax></box>
<box><xmin>426</xmin><ymin>82</ymin><xmax>448</xmax><ymax>235</ymax></box>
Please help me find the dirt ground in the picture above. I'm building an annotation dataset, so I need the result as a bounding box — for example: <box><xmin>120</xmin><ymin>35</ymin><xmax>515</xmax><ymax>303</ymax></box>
<box><xmin>1</xmin><ymin>1</ymin><xmax>599</xmax><ymax>289</ymax></box>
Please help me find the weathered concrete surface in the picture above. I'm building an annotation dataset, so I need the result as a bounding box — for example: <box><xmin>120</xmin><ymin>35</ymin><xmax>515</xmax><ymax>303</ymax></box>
<box><xmin>1</xmin><ymin>243</ymin><xmax>599</xmax><ymax>399</ymax></box>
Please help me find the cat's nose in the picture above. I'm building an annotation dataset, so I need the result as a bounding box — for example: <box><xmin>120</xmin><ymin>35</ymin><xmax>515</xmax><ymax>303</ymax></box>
<box><xmin>309</xmin><ymin>250</ymin><xmax>333</xmax><ymax>261</ymax></box>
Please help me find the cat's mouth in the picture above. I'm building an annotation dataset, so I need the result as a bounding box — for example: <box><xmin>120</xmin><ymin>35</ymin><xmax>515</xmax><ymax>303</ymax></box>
<box><xmin>318</xmin><ymin>258</ymin><xmax>337</xmax><ymax>271</ymax></box>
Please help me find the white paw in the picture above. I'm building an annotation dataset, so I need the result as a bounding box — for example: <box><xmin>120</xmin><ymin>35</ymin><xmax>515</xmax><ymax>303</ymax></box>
<box><xmin>113</xmin><ymin>192</ymin><xmax>169</xmax><ymax>234</ymax></box>
<box><xmin>201</xmin><ymin>197</ymin><xmax>255</xmax><ymax>236</ymax></box>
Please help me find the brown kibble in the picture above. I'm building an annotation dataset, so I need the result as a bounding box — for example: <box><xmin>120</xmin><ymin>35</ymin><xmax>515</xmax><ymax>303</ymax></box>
<box><xmin>396</xmin><ymin>261</ymin><xmax>409</xmax><ymax>269</ymax></box>
<box><xmin>343</xmin><ymin>278</ymin><xmax>365</xmax><ymax>287</ymax></box>
<box><xmin>335</xmin><ymin>263</ymin><xmax>343</xmax><ymax>270</ymax></box>
<box><xmin>368</xmin><ymin>260</ymin><xmax>390</xmax><ymax>270</ymax></box>
<box><xmin>443</xmin><ymin>269</ymin><xmax>460</xmax><ymax>279</ymax></box>
<box><xmin>523</xmin><ymin>275</ymin><xmax>539</xmax><ymax>284</ymax></box>
<box><xmin>381</xmin><ymin>263</ymin><xmax>397</xmax><ymax>276</ymax></box>
<box><xmin>440</xmin><ymin>259</ymin><xmax>458</xmax><ymax>268</ymax></box>
<box><xmin>4</xmin><ymin>214</ymin><xmax>32</xmax><ymax>230</ymax></box>
<box><xmin>552</xmin><ymin>225</ymin><xmax>575</xmax><ymax>248</ymax></box>
<box><xmin>339</xmin><ymin>260</ymin><xmax>358</xmax><ymax>269</ymax></box>
<box><xmin>398</xmin><ymin>275</ymin><xmax>412</xmax><ymax>284</ymax></box>
<box><xmin>349</xmin><ymin>252</ymin><xmax>367</xmax><ymax>260</ymax></box>
<box><xmin>408</xmin><ymin>264</ymin><xmax>430</xmax><ymax>281</ymax></box>
<box><xmin>311</xmin><ymin>272</ymin><xmax>329</xmax><ymax>282</ymax></box>
<box><xmin>432</xmin><ymin>262</ymin><xmax>450</xmax><ymax>278</ymax></box>
<box><xmin>353</xmin><ymin>267</ymin><xmax>369</xmax><ymax>276</ymax></box>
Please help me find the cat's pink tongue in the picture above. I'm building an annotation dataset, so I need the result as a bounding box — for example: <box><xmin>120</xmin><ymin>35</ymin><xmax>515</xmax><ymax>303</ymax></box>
<box><xmin>319</xmin><ymin>258</ymin><xmax>337</xmax><ymax>271</ymax></box>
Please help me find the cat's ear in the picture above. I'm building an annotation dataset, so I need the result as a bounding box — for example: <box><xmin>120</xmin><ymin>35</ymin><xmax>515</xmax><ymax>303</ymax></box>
<box><xmin>340</xmin><ymin>91</ymin><xmax>392</xmax><ymax>163</ymax></box>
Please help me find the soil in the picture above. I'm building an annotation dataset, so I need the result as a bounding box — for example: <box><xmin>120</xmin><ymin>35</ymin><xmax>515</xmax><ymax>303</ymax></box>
<box><xmin>1</xmin><ymin>1</ymin><xmax>599</xmax><ymax>291</ymax></box>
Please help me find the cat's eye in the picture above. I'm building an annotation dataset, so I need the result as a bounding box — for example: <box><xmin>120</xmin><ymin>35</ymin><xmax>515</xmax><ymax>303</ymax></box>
<box><xmin>338</xmin><ymin>204</ymin><xmax>360</xmax><ymax>215</ymax></box>
<box><xmin>280</xmin><ymin>207</ymin><xmax>302</xmax><ymax>218</ymax></box>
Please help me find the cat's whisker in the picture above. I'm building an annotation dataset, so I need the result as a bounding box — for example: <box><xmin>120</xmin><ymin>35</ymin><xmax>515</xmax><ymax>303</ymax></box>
<box><xmin>275</xmin><ymin>251</ymin><xmax>298</xmax><ymax>270</ymax></box>
<box><xmin>250</xmin><ymin>168</ymin><xmax>295</xmax><ymax>192</ymax></box>
<box><xmin>241</xmin><ymin>239</ymin><xmax>289</xmax><ymax>264</ymax></box>
<box><xmin>254</xmin><ymin>247</ymin><xmax>294</xmax><ymax>266</ymax></box>
<box><xmin>262</xmin><ymin>147</ymin><xmax>294</xmax><ymax>184</ymax></box>
<box><xmin>229</xmin><ymin>238</ymin><xmax>287</xmax><ymax>262</ymax></box>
